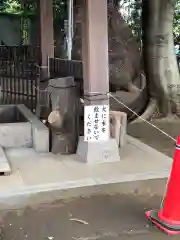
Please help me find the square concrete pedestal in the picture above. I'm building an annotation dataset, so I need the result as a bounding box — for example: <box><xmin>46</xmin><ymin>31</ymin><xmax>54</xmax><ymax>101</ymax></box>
<box><xmin>76</xmin><ymin>136</ymin><xmax>120</xmax><ymax>164</ymax></box>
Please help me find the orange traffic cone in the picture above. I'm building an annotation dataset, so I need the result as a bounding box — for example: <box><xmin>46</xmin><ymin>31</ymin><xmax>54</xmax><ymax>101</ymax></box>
<box><xmin>146</xmin><ymin>136</ymin><xmax>180</xmax><ymax>235</ymax></box>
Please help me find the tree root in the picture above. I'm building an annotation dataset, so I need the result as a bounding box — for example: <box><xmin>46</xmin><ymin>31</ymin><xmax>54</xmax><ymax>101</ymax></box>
<box><xmin>132</xmin><ymin>98</ymin><xmax>180</xmax><ymax>123</ymax></box>
<box><xmin>151</xmin><ymin>114</ymin><xmax>180</xmax><ymax>122</ymax></box>
<box><xmin>132</xmin><ymin>98</ymin><xmax>157</xmax><ymax>123</ymax></box>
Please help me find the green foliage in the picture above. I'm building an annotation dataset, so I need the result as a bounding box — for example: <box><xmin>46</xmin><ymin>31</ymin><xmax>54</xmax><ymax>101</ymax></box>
<box><xmin>128</xmin><ymin>0</ymin><xmax>142</xmax><ymax>42</ymax></box>
<box><xmin>0</xmin><ymin>0</ymin><xmax>7</xmax><ymax>11</ymax></box>
<box><xmin>0</xmin><ymin>0</ymin><xmax>179</xmax><ymax>43</ymax></box>
<box><xmin>5</xmin><ymin>0</ymin><xmax>21</xmax><ymax>13</ymax></box>
<box><xmin>120</xmin><ymin>0</ymin><xmax>180</xmax><ymax>44</ymax></box>
<box><xmin>119</xmin><ymin>0</ymin><xmax>142</xmax><ymax>42</ymax></box>
<box><xmin>174</xmin><ymin>0</ymin><xmax>180</xmax><ymax>44</ymax></box>
<box><xmin>53</xmin><ymin>0</ymin><xmax>67</xmax><ymax>21</ymax></box>
<box><xmin>0</xmin><ymin>0</ymin><xmax>67</xmax><ymax>19</ymax></box>
<box><xmin>0</xmin><ymin>0</ymin><xmax>22</xmax><ymax>14</ymax></box>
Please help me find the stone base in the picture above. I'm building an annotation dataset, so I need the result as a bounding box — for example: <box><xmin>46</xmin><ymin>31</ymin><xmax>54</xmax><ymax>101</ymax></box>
<box><xmin>76</xmin><ymin>136</ymin><xmax>120</xmax><ymax>164</ymax></box>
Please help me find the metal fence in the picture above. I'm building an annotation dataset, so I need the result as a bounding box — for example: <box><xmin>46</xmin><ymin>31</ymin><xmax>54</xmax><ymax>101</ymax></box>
<box><xmin>49</xmin><ymin>57</ymin><xmax>83</xmax><ymax>94</ymax></box>
<box><xmin>0</xmin><ymin>45</ymin><xmax>40</xmax><ymax>112</ymax></box>
<box><xmin>49</xmin><ymin>57</ymin><xmax>83</xmax><ymax>78</ymax></box>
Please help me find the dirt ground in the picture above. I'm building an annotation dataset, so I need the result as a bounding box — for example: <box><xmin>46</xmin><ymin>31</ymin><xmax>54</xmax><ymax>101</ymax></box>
<box><xmin>0</xmin><ymin>119</ymin><xmax>179</xmax><ymax>240</ymax></box>
<box><xmin>0</xmin><ymin>194</ymin><xmax>178</xmax><ymax>240</ymax></box>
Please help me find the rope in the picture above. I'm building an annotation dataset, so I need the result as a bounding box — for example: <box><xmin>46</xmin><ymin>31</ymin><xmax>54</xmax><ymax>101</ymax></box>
<box><xmin>108</xmin><ymin>93</ymin><xmax>176</xmax><ymax>142</ymax></box>
<box><xmin>34</xmin><ymin>84</ymin><xmax>177</xmax><ymax>143</ymax></box>
<box><xmin>81</xmin><ymin>92</ymin><xmax>176</xmax><ymax>142</ymax></box>
<box><xmin>81</xmin><ymin>91</ymin><xmax>177</xmax><ymax>142</ymax></box>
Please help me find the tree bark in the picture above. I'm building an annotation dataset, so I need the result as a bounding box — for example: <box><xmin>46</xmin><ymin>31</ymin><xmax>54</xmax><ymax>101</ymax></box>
<box><xmin>143</xmin><ymin>0</ymin><xmax>180</xmax><ymax>116</ymax></box>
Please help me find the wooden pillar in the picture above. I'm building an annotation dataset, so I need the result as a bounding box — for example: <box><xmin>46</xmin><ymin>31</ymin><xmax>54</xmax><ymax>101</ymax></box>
<box><xmin>81</xmin><ymin>0</ymin><xmax>109</xmax><ymax>95</ymax></box>
<box><xmin>76</xmin><ymin>0</ymin><xmax>120</xmax><ymax>163</ymax></box>
<box><xmin>39</xmin><ymin>0</ymin><xmax>54</xmax><ymax>80</ymax></box>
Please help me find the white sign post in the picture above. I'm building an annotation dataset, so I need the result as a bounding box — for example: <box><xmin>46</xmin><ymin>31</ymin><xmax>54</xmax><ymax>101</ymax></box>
<box><xmin>84</xmin><ymin>105</ymin><xmax>109</xmax><ymax>142</ymax></box>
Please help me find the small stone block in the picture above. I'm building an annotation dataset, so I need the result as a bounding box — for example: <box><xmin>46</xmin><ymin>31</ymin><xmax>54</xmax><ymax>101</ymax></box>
<box><xmin>110</xmin><ymin>111</ymin><xmax>127</xmax><ymax>148</ymax></box>
<box><xmin>0</xmin><ymin>146</ymin><xmax>11</xmax><ymax>174</ymax></box>
<box><xmin>33</xmin><ymin>123</ymin><xmax>49</xmax><ymax>153</ymax></box>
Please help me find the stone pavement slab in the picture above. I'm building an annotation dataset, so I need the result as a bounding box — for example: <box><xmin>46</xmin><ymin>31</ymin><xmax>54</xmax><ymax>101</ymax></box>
<box><xmin>0</xmin><ymin>135</ymin><xmax>172</xmax><ymax>209</ymax></box>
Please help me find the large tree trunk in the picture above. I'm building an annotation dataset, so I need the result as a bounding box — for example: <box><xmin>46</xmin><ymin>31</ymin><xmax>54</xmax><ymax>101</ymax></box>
<box><xmin>143</xmin><ymin>0</ymin><xmax>180</xmax><ymax>116</ymax></box>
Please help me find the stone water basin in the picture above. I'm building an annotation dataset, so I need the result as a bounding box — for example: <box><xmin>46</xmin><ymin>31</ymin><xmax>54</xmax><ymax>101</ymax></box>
<box><xmin>0</xmin><ymin>104</ymin><xmax>49</xmax><ymax>152</ymax></box>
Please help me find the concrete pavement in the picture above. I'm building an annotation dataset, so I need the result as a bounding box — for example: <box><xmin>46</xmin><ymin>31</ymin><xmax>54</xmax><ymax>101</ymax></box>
<box><xmin>0</xmin><ymin>135</ymin><xmax>172</xmax><ymax>209</ymax></box>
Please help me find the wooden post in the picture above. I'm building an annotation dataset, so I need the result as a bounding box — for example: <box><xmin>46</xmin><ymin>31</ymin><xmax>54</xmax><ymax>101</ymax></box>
<box><xmin>76</xmin><ymin>0</ymin><xmax>120</xmax><ymax>163</ymax></box>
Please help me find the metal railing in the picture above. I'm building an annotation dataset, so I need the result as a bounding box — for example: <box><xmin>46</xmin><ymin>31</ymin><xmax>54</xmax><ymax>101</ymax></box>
<box><xmin>0</xmin><ymin>45</ymin><xmax>40</xmax><ymax>112</ymax></box>
<box><xmin>49</xmin><ymin>57</ymin><xmax>83</xmax><ymax>94</ymax></box>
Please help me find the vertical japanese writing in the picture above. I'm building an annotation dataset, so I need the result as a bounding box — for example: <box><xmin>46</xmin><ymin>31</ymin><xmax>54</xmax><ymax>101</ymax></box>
<box><xmin>101</xmin><ymin>106</ymin><xmax>108</xmax><ymax>135</ymax></box>
<box><xmin>84</xmin><ymin>112</ymin><xmax>93</xmax><ymax>141</ymax></box>
<box><xmin>93</xmin><ymin>106</ymin><xmax>100</xmax><ymax>140</ymax></box>
<box><xmin>84</xmin><ymin>105</ymin><xmax>109</xmax><ymax>142</ymax></box>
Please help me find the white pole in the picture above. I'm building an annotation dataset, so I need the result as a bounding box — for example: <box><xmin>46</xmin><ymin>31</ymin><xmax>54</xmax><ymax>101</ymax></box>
<box><xmin>71</xmin><ymin>0</ymin><xmax>74</xmax><ymax>40</ymax></box>
<box><xmin>67</xmin><ymin>0</ymin><xmax>74</xmax><ymax>60</ymax></box>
